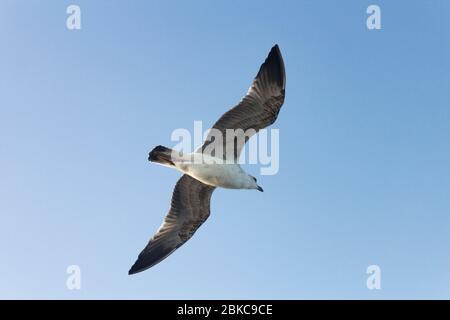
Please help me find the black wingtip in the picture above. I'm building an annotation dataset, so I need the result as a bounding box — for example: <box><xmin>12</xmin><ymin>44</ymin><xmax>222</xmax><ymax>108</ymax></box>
<box><xmin>128</xmin><ymin>255</ymin><xmax>150</xmax><ymax>275</ymax></box>
<box><xmin>128</xmin><ymin>255</ymin><xmax>156</xmax><ymax>275</ymax></box>
<box><xmin>128</xmin><ymin>266</ymin><xmax>138</xmax><ymax>275</ymax></box>
<box><xmin>128</xmin><ymin>242</ymin><xmax>179</xmax><ymax>275</ymax></box>
<box><xmin>268</xmin><ymin>44</ymin><xmax>281</xmax><ymax>60</ymax></box>
<box><xmin>265</xmin><ymin>44</ymin><xmax>286</xmax><ymax>91</ymax></box>
<box><xmin>128</xmin><ymin>260</ymin><xmax>146</xmax><ymax>275</ymax></box>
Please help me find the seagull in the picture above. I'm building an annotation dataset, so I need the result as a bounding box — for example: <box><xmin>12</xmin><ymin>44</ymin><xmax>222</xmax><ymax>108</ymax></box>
<box><xmin>129</xmin><ymin>45</ymin><xmax>286</xmax><ymax>275</ymax></box>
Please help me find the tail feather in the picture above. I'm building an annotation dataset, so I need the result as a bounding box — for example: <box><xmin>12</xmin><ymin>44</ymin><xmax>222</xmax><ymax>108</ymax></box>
<box><xmin>148</xmin><ymin>145</ymin><xmax>175</xmax><ymax>167</ymax></box>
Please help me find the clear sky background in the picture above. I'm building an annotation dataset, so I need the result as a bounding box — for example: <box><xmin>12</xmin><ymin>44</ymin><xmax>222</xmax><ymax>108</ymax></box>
<box><xmin>0</xmin><ymin>0</ymin><xmax>449</xmax><ymax>299</ymax></box>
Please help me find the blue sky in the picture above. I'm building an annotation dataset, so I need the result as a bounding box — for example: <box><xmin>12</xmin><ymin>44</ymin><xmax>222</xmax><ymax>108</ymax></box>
<box><xmin>0</xmin><ymin>0</ymin><xmax>449</xmax><ymax>299</ymax></box>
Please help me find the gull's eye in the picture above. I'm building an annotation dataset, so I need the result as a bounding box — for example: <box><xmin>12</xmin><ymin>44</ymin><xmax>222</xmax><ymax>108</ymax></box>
<box><xmin>252</xmin><ymin>176</ymin><xmax>257</xmax><ymax>182</ymax></box>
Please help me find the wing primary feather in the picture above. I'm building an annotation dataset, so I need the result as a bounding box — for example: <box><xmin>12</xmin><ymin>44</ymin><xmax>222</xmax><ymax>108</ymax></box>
<box><xmin>129</xmin><ymin>175</ymin><xmax>215</xmax><ymax>275</ymax></box>
<box><xmin>200</xmin><ymin>44</ymin><xmax>286</xmax><ymax>160</ymax></box>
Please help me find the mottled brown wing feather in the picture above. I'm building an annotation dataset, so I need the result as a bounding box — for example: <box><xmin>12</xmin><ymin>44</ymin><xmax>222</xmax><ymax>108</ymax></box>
<box><xmin>201</xmin><ymin>44</ymin><xmax>286</xmax><ymax>161</ymax></box>
<box><xmin>129</xmin><ymin>175</ymin><xmax>215</xmax><ymax>274</ymax></box>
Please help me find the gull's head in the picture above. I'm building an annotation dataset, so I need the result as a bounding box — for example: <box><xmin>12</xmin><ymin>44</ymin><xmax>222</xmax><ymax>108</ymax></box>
<box><xmin>248</xmin><ymin>175</ymin><xmax>264</xmax><ymax>192</ymax></box>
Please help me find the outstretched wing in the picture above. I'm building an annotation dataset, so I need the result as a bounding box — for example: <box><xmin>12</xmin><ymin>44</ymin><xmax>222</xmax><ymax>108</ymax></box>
<box><xmin>129</xmin><ymin>175</ymin><xmax>215</xmax><ymax>274</ymax></box>
<box><xmin>200</xmin><ymin>44</ymin><xmax>286</xmax><ymax>161</ymax></box>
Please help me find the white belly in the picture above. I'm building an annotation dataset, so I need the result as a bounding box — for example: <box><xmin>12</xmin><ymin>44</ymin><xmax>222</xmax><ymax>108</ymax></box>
<box><xmin>174</xmin><ymin>154</ymin><xmax>248</xmax><ymax>189</ymax></box>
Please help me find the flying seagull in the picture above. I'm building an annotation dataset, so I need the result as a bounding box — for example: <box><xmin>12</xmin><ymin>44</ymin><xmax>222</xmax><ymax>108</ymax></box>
<box><xmin>129</xmin><ymin>44</ymin><xmax>286</xmax><ymax>275</ymax></box>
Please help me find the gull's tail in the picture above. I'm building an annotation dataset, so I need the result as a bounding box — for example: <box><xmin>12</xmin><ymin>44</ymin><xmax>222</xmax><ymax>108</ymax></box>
<box><xmin>148</xmin><ymin>145</ymin><xmax>176</xmax><ymax>167</ymax></box>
